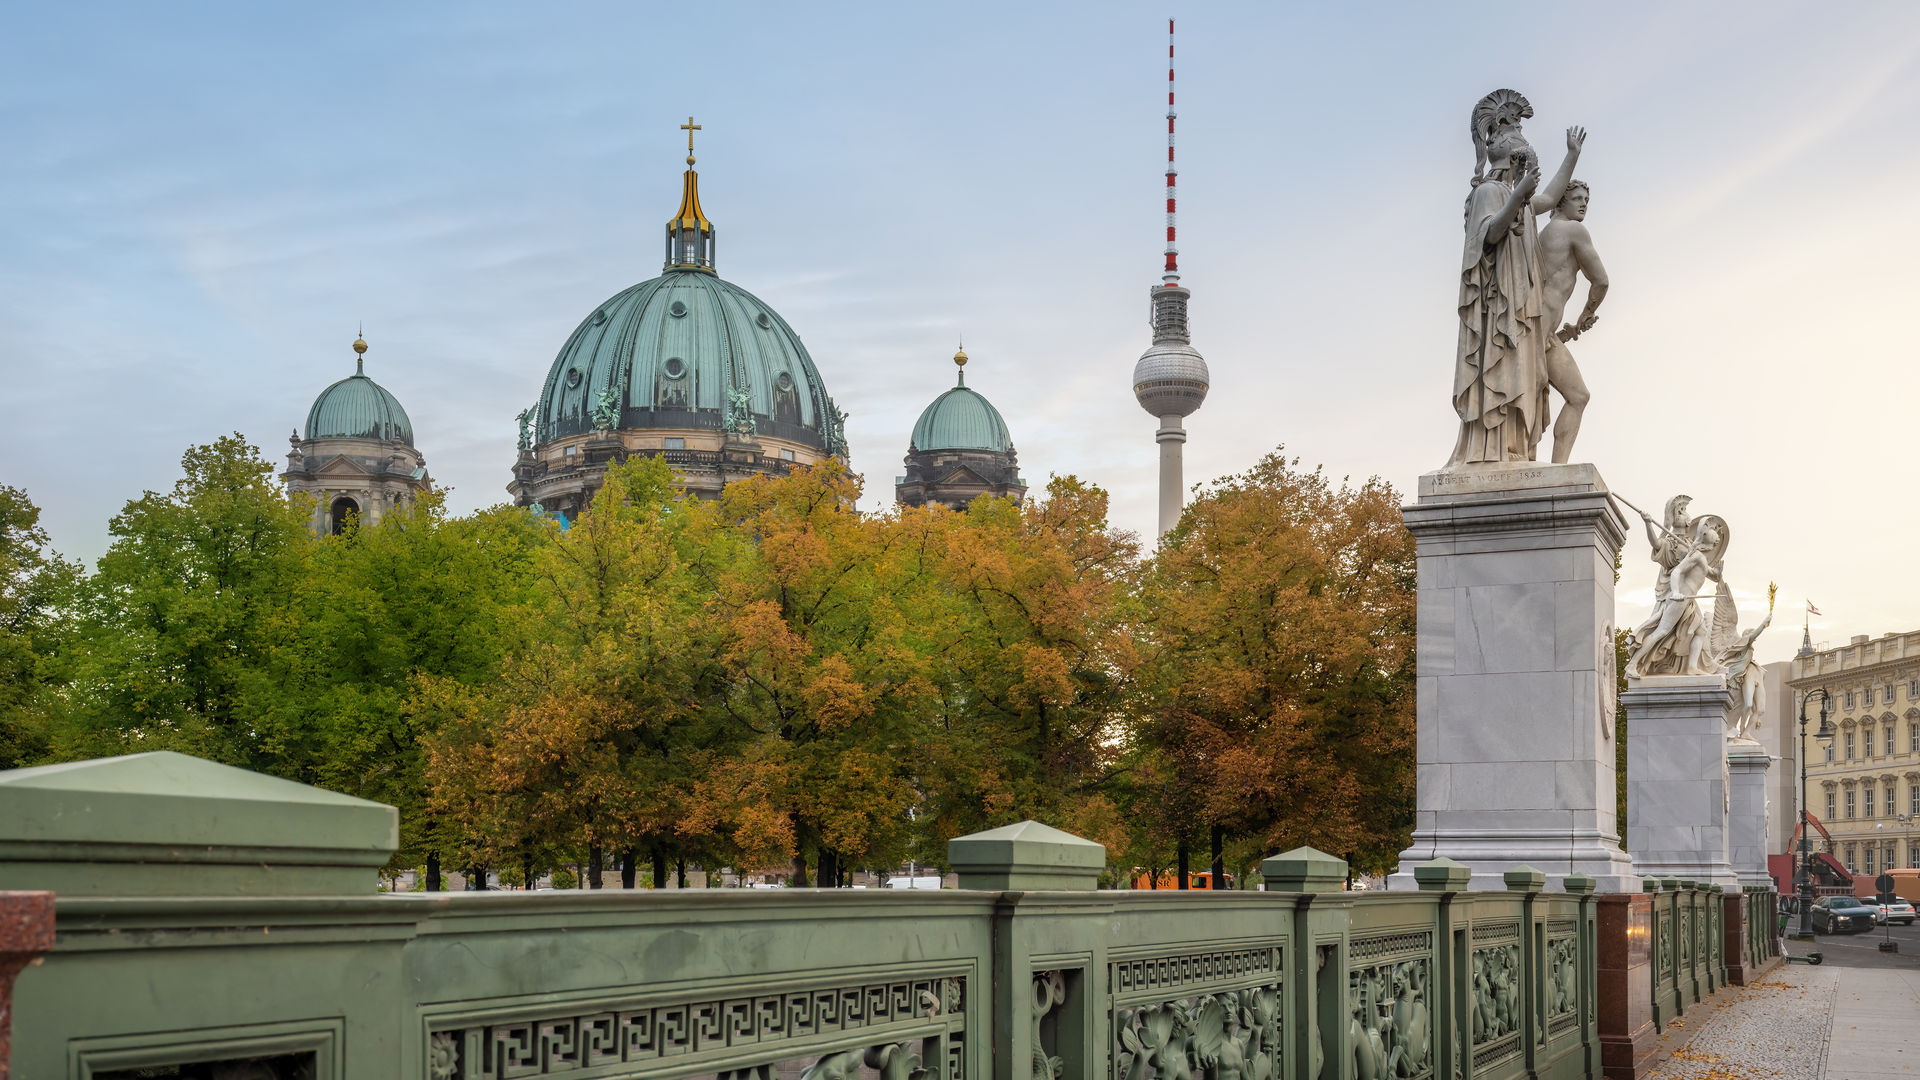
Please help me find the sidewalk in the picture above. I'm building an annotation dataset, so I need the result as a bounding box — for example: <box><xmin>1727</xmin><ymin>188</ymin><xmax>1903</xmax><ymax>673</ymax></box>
<box><xmin>1645</xmin><ymin>963</ymin><xmax>1920</xmax><ymax>1079</ymax></box>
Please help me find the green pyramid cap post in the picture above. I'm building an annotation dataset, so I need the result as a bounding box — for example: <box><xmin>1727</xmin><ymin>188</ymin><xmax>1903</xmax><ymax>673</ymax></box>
<box><xmin>1562</xmin><ymin>873</ymin><xmax>1597</xmax><ymax>895</ymax></box>
<box><xmin>0</xmin><ymin>751</ymin><xmax>397</xmax><ymax>897</ymax></box>
<box><xmin>1260</xmin><ymin>847</ymin><xmax>1346</xmax><ymax>893</ymax></box>
<box><xmin>1660</xmin><ymin>878</ymin><xmax>1682</xmax><ymax>892</ymax></box>
<box><xmin>1503</xmin><ymin>866</ymin><xmax>1546</xmax><ymax>893</ymax></box>
<box><xmin>1412</xmin><ymin>857</ymin><xmax>1472</xmax><ymax>892</ymax></box>
<box><xmin>946</xmin><ymin>820</ymin><xmax>1105</xmax><ymax>891</ymax></box>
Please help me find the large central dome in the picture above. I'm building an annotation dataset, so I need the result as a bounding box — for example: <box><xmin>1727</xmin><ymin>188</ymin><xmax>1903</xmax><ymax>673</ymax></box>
<box><xmin>534</xmin><ymin>269</ymin><xmax>835</xmax><ymax>449</ymax></box>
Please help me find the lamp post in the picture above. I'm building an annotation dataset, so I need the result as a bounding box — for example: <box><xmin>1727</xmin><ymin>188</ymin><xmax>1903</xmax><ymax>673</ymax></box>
<box><xmin>1797</xmin><ymin>688</ymin><xmax>1836</xmax><ymax>938</ymax></box>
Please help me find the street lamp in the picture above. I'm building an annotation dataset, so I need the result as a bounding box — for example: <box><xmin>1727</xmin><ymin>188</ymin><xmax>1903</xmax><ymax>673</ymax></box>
<box><xmin>1796</xmin><ymin>688</ymin><xmax>1837</xmax><ymax>939</ymax></box>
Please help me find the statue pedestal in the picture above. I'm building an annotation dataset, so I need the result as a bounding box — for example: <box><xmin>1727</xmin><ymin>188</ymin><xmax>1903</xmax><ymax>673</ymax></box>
<box><xmin>1726</xmin><ymin>739</ymin><xmax>1774</xmax><ymax>889</ymax></box>
<box><xmin>1388</xmin><ymin>462</ymin><xmax>1638</xmax><ymax>892</ymax></box>
<box><xmin>1624</xmin><ymin>675</ymin><xmax>1740</xmax><ymax>888</ymax></box>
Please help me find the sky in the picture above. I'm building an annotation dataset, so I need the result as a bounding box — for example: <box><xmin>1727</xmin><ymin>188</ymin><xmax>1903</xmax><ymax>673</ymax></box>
<box><xmin>4</xmin><ymin>2</ymin><xmax>1918</xmax><ymax>666</ymax></box>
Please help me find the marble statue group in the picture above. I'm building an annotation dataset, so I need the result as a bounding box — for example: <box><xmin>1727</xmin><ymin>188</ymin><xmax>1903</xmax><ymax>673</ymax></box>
<box><xmin>1622</xmin><ymin>493</ymin><xmax>1775</xmax><ymax>741</ymax></box>
<box><xmin>1450</xmin><ymin>89</ymin><xmax>1609</xmax><ymax>468</ymax></box>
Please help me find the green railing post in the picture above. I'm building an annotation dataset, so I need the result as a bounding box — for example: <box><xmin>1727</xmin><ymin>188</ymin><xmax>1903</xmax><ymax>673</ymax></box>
<box><xmin>1264</xmin><ymin>847</ymin><xmax>1348</xmax><ymax>1080</ymax></box>
<box><xmin>1503</xmin><ymin>867</ymin><xmax>1545</xmax><ymax>1078</ymax></box>
<box><xmin>1562</xmin><ymin>873</ymin><xmax>1598</xmax><ymax>1080</ymax></box>
<box><xmin>1414</xmin><ymin>858</ymin><xmax>1470</xmax><ymax>1080</ymax></box>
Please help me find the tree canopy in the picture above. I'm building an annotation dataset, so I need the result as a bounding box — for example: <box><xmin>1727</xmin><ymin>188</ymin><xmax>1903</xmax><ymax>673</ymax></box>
<box><xmin>2</xmin><ymin>437</ymin><xmax>1417</xmax><ymax>885</ymax></box>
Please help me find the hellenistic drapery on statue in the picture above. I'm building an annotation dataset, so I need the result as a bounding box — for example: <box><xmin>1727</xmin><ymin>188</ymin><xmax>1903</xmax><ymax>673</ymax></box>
<box><xmin>1449</xmin><ymin>90</ymin><xmax>1592</xmax><ymax>466</ymax></box>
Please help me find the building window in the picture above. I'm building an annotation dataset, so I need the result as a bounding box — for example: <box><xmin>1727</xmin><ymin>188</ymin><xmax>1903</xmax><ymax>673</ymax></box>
<box><xmin>1887</xmin><ymin>783</ymin><xmax>1897</xmax><ymax>817</ymax></box>
<box><xmin>1889</xmin><ymin>727</ymin><xmax>1898</xmax><ymax>757</ymax></box>
<box><xmin>663</xmin><ymin>437</ymin><xmax>685</xmax><ymax>450</ymax></box>
<box><xmin>1887</xmin><ymin>685</ymin><xmax>1898</xmax><ymax>704</ymax></box>
<box><xmin>1846</xmin><ymin>732</ymin><xmax>1856</xmax><ymax>760</ymax></box>
<box><xmin>1911</xmin><ymin>722</ymin><xmax>1918</xmax><ymax>753</ymax></box>
<box><xmin>1826</xmin><ymin>791</ymin><xmax>1836</xmax><ymax>819</ymax></box>
<box><xmin>1909</xmin><ymin>679</ymin><xmax>1918</xmax><ymax>699</ymax></box>
<box><xmin>1845</xmin><ymin>843</ymin><xmax>1856</xmax><ymax>869</ymax></box>
<box><xmin>1864</xmin><ymin>726</ymin><xmax>1874</xmax><ymax>758</ymax></box>
<box><xmin>1866</xmin><ymin>847</ymin><xmax>1877</xmax><ymax>874</ymax></box>
<box><xmin>1865</xmin><ymin>787</ymin><xmax>1875</xmax><ymax>817</ymax></box>
<box><xmin>1846</xmin><ymin>789</ymin><xmax>1856</xmax><ymax>818</ymax></box>
<box><xmin>564</xmin><ymin>445</ymin><xmax>578</xmax><ymax>456</ymax></box>
<box><xmin>1847</xmin><ymin>690</ymin><xmax>1856</xmax><ymax>709</ymax></box>
<box><xmin>1912</xmin><ymin>784</ymin><xmax>1920</xmax><ymax>816</ymax></box>
<box><xmin>328</xmin><ymin>496</ymin><xmax>359</xmax><ymax>536</ymax></box>
<box><xmin>1911</xmin><ymin>840</ymin><xmax>1920</xmax><ymax>868</ymax></box>
<box><xmin>1825</xmin><ymin>742</ymin><xmax>1835</xmax><ymax>763</ymax></box>
<box><xmin>780</xmin><ymin>449</ymin><xmax>795</xmax><ymax>461</ymax></box>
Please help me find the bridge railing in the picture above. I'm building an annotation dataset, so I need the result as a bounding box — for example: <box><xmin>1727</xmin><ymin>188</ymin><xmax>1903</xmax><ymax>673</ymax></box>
<box><xmin>1</xmin><ymin>753</ymin><xmax>1612</xmax><ymax>1080</ymax></box>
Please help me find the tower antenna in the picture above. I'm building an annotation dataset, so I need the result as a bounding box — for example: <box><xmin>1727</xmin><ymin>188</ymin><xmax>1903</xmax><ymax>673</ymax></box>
<box><xmin>1163</xmin><ymin>19</ymin><xmax>1179</xmax><ymax>285</ymax></box>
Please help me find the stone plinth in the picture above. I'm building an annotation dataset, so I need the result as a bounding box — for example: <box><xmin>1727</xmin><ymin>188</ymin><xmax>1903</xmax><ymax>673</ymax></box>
<box><xmin>1624</xmin><ymin>676</ymin><xmax>1739</xmax><ymax>888</ymax></box>
<box><xmin>1596</xmin><ymin>892</ymin><xmax>1655</xmax><ymax>1079</ymax></box>
<box><xmin>1726</xmin><ymin>739</ymin><xmax>1773</xmax><ymax>889</ymax></box>
<box><xmin>1389</xmin><ymin>461</ymin><xmax>1637</xmax><ymax>892</ymax></box>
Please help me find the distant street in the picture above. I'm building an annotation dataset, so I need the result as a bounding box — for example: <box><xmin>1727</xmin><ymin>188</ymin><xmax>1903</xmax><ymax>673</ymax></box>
<box><xmin>1788</xmin><ymin>916</ymin><xmax>1920</xmax><ymax>971</ymax></box>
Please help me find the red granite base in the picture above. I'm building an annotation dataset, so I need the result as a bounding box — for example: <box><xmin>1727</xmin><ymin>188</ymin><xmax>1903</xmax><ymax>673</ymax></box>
<box><xmin>1597</xmin><ymin>892</ymin><xmax>1656</xmax><ymax>1079</ymax></box>
<box><xmin>0</xmin><ymin>891</ymin><xmax>56</xmax><ymax>1080</ymax></box>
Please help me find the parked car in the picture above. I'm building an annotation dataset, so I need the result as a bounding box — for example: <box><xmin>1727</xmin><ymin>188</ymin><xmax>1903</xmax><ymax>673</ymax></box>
<box><xmin>1862</xmin><ymin>897</ymin><xmax>1917</xmax><ymax>926</ymax></box>
<box><xmin>1810</xmin><ymin>896</ymin><xmax>1877</xmax><ymax>934</ymax></box>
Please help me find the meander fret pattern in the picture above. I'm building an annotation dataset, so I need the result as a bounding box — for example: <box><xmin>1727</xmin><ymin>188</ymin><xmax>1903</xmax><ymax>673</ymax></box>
<box><xmin>1348</xmin><ymin>930</ymin><xmax>1433</xmax><ymax>965</ymax></box>
<box><xmin>426</xmin><ymin>977</ymin><xmax>964</xmax><ymax>1080</ymax></box>
<box><xmin>1110</xmin><ymin>946</ymin><xmax>1283</xmax><ymax>1003</ymax></box>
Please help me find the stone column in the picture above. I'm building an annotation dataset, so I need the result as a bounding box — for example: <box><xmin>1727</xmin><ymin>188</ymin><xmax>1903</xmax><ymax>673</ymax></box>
<box><xmin>1624</xmin><ymin>676</ymin><xmax>1740</xmax><ymax>888</ymax></box>
<box><xmin>1725</xmin><ymin>740</ymin><xmax>1773</xmax><ymax>889</ymax></box>
<box><xmin>1389</xmin><ymin>462</ymin><xmax>1637</xmax><ymax>892</ymax></box>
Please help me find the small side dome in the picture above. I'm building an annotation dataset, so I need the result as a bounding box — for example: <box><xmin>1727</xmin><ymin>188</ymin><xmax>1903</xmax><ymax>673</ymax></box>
<box><xmin>910</xmin><ymin>387</ymin><xmax>1013</xmax><ymax>453</ymax></box>
<box><xmin>304</xmin><ymin>338</ymin><xmax>415</xmax><ymax>445</ymax></box>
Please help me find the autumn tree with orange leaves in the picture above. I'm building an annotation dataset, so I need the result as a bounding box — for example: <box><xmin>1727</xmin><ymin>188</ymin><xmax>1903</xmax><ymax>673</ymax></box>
<box><xmin>1129</xmin><ymin>450</ymin><xmax>1417</xmax><ymax>880</ymax></box>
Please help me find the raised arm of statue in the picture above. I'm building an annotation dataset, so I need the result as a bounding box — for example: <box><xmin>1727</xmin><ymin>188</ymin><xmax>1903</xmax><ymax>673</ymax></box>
<box><xmin>1529</xmin><ymin>127</ymin><xmax>1585</xmax><ymax>215</ymax></box>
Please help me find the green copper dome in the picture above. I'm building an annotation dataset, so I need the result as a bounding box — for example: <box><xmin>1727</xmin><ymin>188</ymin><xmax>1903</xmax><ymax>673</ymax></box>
<box><xmin>305</xmin><ymin>348</ymin><xmax>414</xmax><ymax>446</ymax></box>
<box><xmin>911</xmin><ymin>380</ymin><xmax>1014</xmax><ymax>453</ymax></box>
<box><xmin>534</xmin><ymin>269</ymin><xmax>838</xmax><ymax>451</ymax></box>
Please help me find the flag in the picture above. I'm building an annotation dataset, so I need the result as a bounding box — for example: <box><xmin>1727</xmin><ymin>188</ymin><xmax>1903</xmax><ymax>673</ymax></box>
<box><xmin>1807</xmin><ymin>600</ymin><xmax>1823</xmax><ymax>617</ymax></box>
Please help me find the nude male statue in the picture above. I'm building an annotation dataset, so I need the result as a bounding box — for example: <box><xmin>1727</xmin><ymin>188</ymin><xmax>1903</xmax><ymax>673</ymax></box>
<box><xmin>1536</xmin><ymin>181</ymin><xmax>1608</xmax><ymax>464</ymax></box>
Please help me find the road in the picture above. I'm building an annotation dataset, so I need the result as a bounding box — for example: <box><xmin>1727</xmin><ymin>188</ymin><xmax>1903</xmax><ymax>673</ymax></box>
<box><xmin>1786</xmin><ymin>911</ymin><xmax>1920</xmax><ymax>970</ymax></box>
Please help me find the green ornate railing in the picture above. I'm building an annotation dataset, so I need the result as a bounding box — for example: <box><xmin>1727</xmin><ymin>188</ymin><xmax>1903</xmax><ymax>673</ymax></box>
<box><xmin>0</xmin><ymin>754</ymin><xmax>1624</xmax><ymax>1080</ymax></box>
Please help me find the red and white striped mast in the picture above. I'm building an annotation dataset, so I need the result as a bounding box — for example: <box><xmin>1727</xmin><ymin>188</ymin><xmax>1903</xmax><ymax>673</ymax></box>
<box><xmin>1164</xmin><ymin>18</ymin><xmax>1180</xmax><ymax>285</ymax></box>
<box><xmin>1133</xmin><ymin>18</ymin><xmax>1210</xmax><ymax>540</ymax></box>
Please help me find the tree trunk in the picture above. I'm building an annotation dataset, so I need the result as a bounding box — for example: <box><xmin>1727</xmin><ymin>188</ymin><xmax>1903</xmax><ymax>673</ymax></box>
<box><xmin>651</xmin><ymin>848</ymin><xmax>668</xmax><ymax>890</ymax></box>
<box><xmin>1177</xmin><ymin>840</ymin><xmax>1190</xmax><ymax>890</ymax></box>
<box><xmin>588</xmin><ymin>844</ymin><xmax>604</xmax><ymax>889</ymax></box>
<box><xmin>793</xmin><ymin>845</ymin><xmax>810</xmax><ymax>888</ymax></box>
<box><xmin>523</xmin><ymin>855</ymin><xmax>534</xmax><ymax>891</ymax></box>
<box><xmin>426</xmin><ymin>852</ymin><xmax>442</xmax><ymax>893</ymax></box>
<box><xmin>818</xmin><ymin>848</ymin><xmax>838</xmax><ymax>890</ymax></box>
<box><xmin>620</xmin><ymin>848</ymin><xmax>637</xmax><ymax>889</ymax></box>
<box><xmin>1210</xmin><ymin>825</ymin><xmax>1225</xmax><ymax>889</ymax></box>
<box><xmin>675</xmin><ymin>858</ymin><xmax>687</xmax><ymax>889</ymax></box>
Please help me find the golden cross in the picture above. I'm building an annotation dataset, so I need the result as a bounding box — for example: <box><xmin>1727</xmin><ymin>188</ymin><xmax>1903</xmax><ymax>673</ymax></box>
<box><xmin>680</xmin><ymin>116</ymin><xmax>701</xmax><ymax>156</ymax></box>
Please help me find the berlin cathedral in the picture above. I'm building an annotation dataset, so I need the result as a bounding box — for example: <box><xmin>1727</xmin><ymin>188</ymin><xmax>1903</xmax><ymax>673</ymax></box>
<box><xmin>282</xmin><ymin>123</ymin><xmax>1026</xmax><ymax>532</ymax></box>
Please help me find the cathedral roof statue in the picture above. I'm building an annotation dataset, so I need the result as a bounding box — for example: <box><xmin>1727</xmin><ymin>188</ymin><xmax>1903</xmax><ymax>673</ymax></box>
<box><xmin>304</xmin><ymin>334</ymin><xmax>415</xmax><ymax>446</ymax></box>
<box><xmin>909</xmin><ymin>347</ymin><xmax>1015</xmax><ymax>454</ymax></box>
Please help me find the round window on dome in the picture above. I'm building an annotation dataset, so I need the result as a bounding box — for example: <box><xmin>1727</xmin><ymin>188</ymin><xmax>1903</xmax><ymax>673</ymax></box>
<box><xmin>565</xmin><ymin>368</ymin><xmax>583</xmax><ymax>389</ymax></box>
<box><xmin>591</xmin><ymin>308</ymin><xmax>607</xmax><ymax>326</ymax></box>
<box><xmin>776</xmin><ymin>372</ymin><xmax>793</xmax><ymax>392</ymax></box>
<box><xmin>669</xmin><ymin>300</ymin><xmax>688</xmax><ymax>318</ymax></box>
<box><xmin>663</xmin><ymin>357</ymin><xmax>687</xmax><ymax>379</ymax></box>
<box><xmin>756</xmin><ymin>312</ymin><xmax>772</xmax><ymax>329</ymax></box>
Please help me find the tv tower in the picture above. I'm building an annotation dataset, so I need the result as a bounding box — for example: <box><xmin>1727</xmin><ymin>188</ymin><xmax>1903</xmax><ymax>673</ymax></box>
<box><xmin>1132</xmin><ymin>18</ymin><xmax>1209</xmax><ymax>541</ymax></box>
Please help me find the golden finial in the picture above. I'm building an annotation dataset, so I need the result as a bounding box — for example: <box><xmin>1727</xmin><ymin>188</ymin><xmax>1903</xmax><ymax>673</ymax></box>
<box><xmin>352</xmin><ymin>326</ymin><xmax>368</xmax><ymax>374</ymax></box>
<box><xmin>953</xmin><ymin>340</ymin><xmax>968</xmax><ymax>385</ymax></box>
<box><xmin>681</xmin><ymin>115</ymin><xmax>701</xmax><ymax>166</ymax></box>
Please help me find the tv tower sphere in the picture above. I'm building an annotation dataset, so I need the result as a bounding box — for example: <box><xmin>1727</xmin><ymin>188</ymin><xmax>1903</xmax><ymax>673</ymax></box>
<box><xmin>1132</xmin><ymin>321</ymin><xmax>1210</xmax><ymax>420</ymax></box>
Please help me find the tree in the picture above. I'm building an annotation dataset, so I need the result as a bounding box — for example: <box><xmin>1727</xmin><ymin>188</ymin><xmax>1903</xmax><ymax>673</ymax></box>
<box><xmin>54</xmin><ymin>435</ymin><xmax>313</xmax><ymax>768</ymax></box>
<box><xmin>0</xmin><ymin>485</ymin><xmax>80</xmax><ymax>768</ymax></box>
<box><xmin>1130</xmin><ymin>450</ymin><xmax>1417</xmax><ymax>877</ymax></box>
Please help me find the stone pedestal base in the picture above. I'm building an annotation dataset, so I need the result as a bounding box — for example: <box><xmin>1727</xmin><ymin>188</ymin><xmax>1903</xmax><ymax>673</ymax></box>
<box><xmin>1625</xmin><ymin>675</ymin><xmax>1739</xmax><ymax>888</ymax></box>
<box><xmin>1388</xmin><ymin>462</ymin><xmax>1638</xmax><ymax>892</ymax></box>
<box><xmin>1726</xmin><ymin>739</ymin><xmax>1773</xmax><ymax>889</ymax></box>
<box><xmin>1596</xmin><ymin>893</ymin><xmax>1655</xmax><ymax>1079</ymax></box>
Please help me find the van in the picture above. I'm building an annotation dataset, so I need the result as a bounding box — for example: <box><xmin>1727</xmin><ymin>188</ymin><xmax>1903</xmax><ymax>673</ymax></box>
<box><xmin>1885</xmin><ymin>868</ymin><xmax>1920</xmax><ymax>903</ymax></box>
